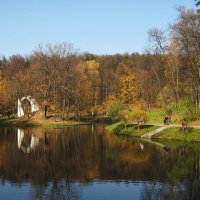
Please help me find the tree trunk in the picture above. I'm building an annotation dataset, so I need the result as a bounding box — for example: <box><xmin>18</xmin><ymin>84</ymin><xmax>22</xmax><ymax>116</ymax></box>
<box><xmin>44</xmin><ymin>105</ymin><xmax>48</xmax><ymax>119</ymax></box>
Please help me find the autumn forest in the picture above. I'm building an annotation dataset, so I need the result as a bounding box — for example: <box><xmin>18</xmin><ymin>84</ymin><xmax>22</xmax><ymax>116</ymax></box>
<box><xmin>0</xmin><ymin>7</ymin><xmax>200</xmax><ymax>121</ymax></box>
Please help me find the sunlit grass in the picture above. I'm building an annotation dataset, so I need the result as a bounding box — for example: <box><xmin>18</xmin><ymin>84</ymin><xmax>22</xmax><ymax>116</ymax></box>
<box><xmin>152</xmin><ymin>127</ymin><xmax>200</xmax><ymax>142</ymax></box>
<box><xmin>148</xmin><ymin>109</ymin><xmax>200</xmax><ymax>126</ymax></box>
<box><xmin>106</xmin><ymin>122</ymin><xmax>158</xmax><ymax>137</ymax></box>
<box><xmin>148</xmin><ymin>110</ymin><xmax>165</xmax><ymax>124</ymax></box>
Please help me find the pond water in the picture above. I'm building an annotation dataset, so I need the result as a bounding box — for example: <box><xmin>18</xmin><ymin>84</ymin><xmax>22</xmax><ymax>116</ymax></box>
<box><xmin>0</xmin><ymin>124</ymin><xmax>200</xmax><ymax>200</ymax></box>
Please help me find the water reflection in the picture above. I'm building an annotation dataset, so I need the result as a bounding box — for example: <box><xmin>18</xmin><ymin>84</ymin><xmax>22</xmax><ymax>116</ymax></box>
<box><xmin>139</xmin><ymin>141</ymin><xmax>144</xmax><ymax>151</ymax></box>
<box><xmin>17</xmin><ymin>129</ymin><xmax>40</xmax><ymax>153</ymax></box>
<box><xmin>0</xmin><ymin>125</ymin><xmax>200</xmax><ymax>199</ymax></box>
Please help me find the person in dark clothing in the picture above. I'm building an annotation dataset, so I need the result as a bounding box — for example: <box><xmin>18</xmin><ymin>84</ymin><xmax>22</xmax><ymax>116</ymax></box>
<box><xmin>163</xmin><ymin>115</ymin><xmax>169</xmax><ymax>125</ymax></box>
<box><xmin>7</xmin><ymin>111</ymin><xmax>11</xmax><ymax>119</ymax></box>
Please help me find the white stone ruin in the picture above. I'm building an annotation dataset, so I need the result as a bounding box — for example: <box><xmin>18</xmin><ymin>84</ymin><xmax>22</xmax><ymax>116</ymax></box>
<box><xmin>27</xmin><ymin>95</ymin><xmax>39</xmax><ymax>112</ymax></box>
<box><xmin>17</xmin><ymin>99</ymin><xmax>24</xmax><ymax>117</ymax></box>
<box><xmin>17</xmin><ymin>96</ymin><xmax>39</xmax><ymax>117</ymax></box>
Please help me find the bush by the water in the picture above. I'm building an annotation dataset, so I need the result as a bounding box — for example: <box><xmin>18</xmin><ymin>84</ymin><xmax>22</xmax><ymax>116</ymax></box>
<box><xmin>129</xmin><ymin>110</ymin><xmax>149</xmax><ymax>123</ymax></box>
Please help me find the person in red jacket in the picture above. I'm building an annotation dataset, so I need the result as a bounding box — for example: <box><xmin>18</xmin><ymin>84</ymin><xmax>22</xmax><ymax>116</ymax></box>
<box><xmin>181</xmin><ymin>121</ymin><xmax>187</xmax><ymax>131</ymax></box>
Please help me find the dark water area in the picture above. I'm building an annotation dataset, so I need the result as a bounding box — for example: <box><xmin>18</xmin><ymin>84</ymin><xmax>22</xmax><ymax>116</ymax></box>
<box><xmin>0</xmin><ymin>125</ymin><xmax>200</xmax><ymax>200</ymax></box>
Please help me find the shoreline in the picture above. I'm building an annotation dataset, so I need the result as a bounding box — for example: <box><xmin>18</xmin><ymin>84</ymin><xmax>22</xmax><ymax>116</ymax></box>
<box><xmin>0</xmin><ymin>117</ymin><xmax>90</xmax><ymax>128</ymax></box>
<box><xmin>106</xmin><ymin>122</ymin><xmax>200</xmax><ymax>142</ymax></box>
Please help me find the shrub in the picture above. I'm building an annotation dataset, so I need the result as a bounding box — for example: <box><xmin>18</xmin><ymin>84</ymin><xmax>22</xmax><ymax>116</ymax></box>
<box><xmin>106</xmin><ymin>100</ymin><xmax>126</xmax><ymax>116</ymax></box>
<box><xmin>129</xmin><ymin>110</ymin><xmax>149</xmax><ymax>123</ymax></box>
<box><xmin>129</xmin><ymin>110</ymin><xmax>149</xmax><ymax>130</ymax></box>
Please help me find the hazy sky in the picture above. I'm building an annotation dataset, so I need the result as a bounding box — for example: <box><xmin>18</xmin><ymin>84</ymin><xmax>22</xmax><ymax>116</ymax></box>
<box><xmin>0</xmin><ymin>0</ymin><xmax>196</xmax><ymax>57</ymax></box>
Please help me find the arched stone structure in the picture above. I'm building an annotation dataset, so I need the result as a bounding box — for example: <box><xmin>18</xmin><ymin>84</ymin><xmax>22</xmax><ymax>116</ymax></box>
<box><xmin>17</xmin><ymin>96</ymin><xmax>39</xmax><ymax>117</ymax></box>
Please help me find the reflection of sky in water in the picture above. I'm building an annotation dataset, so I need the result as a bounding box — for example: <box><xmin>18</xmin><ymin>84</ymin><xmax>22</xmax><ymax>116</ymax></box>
<box><xmin>0</xmin><ymin>180</ymin><xmax>187</xmax><ymax>200</ymax></box>
<box><xmin>81</xmin><ymin>181</ymin><xmax>187</xmax><ymax>200</ymax></box>
<box><xmin>0</xmin><ymin>181</ymin><xmax>30</xmax><ymax>200</ymax></box>
<box><xmin>81</xmin><ymin>181</ymin><xmax>142</xmax><ymax>200</ymax></box>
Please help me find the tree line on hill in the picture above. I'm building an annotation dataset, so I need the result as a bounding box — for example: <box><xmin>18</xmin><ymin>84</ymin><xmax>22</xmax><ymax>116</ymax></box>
<box><xmin>0</xmin><ymin>6</ymin><xmax>200</xmax><ymax>121</ymax></box>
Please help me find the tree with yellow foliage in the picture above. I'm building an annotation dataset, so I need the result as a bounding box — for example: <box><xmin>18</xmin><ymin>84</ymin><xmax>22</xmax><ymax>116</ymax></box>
<box><xmin>120</xmin><ymin>71</ymin><xmax>138</xmax><ymax>105</ymax></box>
<box><xmin>0</xmin><ymin>69</ymin><xmax>10</xmax><ymax>113</ymax></box>
<box><xmin>85</xmin><ymin>60</ymin><xmax>100</xmax><ymax>106</ymax></box>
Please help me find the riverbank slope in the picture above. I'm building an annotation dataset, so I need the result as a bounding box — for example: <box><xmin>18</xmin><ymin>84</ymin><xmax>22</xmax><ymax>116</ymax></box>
<box><xmin>106</xmin><ymin>122</ymin><xmax>200</xmax><ymax>142</ymax></box>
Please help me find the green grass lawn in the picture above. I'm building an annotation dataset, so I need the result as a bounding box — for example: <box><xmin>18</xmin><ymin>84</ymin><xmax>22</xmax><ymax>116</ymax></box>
<box><xmin>106</xmin><ymin>122</ymin><xmax>158</xmax><ymax>137</ymax></box>
<box><xmin>148</xmin><ymin>110</ymin><xmax>165</xmax><ymax>124</ymax></box>
<box><xmin>152</xmin><ymin>127</ymin><xmax>200</xmax><ymax>142</ymax></box>
<box><xmin>148</xmin><ymin>109</ymin><xmax>200</xmax><ymax>126</ymax></box>
<box><xmin>148</xmin><ymin>110</ymin><xmax>182</xmax><ymax>125</ymax></box>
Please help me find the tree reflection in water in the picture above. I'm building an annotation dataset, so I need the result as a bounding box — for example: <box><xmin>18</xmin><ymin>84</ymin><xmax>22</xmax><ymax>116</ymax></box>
<box><xmin>0</xmin><ymin>125</ymin><xmax>200</xmax><ymax>199</ymax></box>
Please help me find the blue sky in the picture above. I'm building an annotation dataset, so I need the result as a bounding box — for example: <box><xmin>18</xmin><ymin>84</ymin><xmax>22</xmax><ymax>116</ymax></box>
<box><xmin>0</xmin><ymin>0</ymin><xmax>196</xmax><ymax>57</ymax></box>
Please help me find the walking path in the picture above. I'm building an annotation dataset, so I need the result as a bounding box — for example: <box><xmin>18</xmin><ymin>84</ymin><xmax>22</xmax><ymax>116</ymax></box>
<box><xmin>141</xmin><ymin>126</ymin><xmax>169</xmax><ymax>139</ymax></box>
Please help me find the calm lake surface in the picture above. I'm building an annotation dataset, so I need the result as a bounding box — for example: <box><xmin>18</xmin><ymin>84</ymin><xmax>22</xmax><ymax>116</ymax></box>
<box><xmin>0</xmin><ymin>124</ymin><xmax>200</xmax><ymax>200</ymax></box>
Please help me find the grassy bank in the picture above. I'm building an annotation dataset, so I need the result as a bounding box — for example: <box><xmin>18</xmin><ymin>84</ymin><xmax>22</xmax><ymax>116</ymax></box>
<box><xmin>152</xmin><ymin>127</ymin><xmax>200</xmax><ymax>142</ymax></box>
<box><xmin>107</xmin><ymin>121</ymin><xmax>200</xmax><ymax>142</ymax></box>
<box><xmin>0</xmin><ymin>117</ymin><xmax>90</xmax><ymax>128</ymax></box>
<box><xmin>106</xmin><ymin>122</ymin><xmax>158</xmax><ymax>137</ymax></box>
